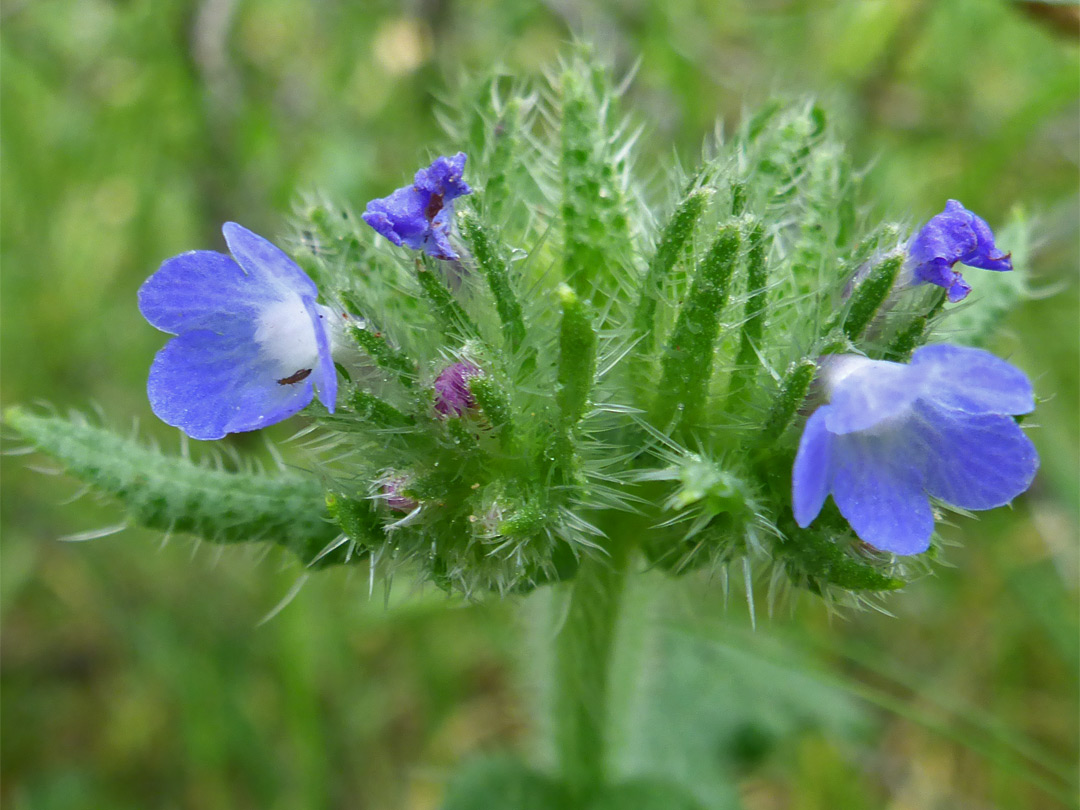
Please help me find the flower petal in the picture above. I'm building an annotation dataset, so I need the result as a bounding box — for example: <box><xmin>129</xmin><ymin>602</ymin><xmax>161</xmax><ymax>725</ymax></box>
<box><xmin>911</xmin><ymin>258</ymin><xmax>961</xmax><ymax>291</ymax></box>
<box><xmin>912</xmin><ymin>345</ymin><xmax>1035</xmax><ymax>415</ymax></box>
<box><xmin>222</xmin><ymin>222</ymin><xmax>318</xmax><ymax>298</ymax></box>
<box><xmin>824</xmin><ymin>357</ymin><xmax>923</xmax><ymax>434</ymax></box>
<box><xmin>829</xmin><ymin>432</ymin><xmax>935</xmax><ymax>555</ymax></box>
<box><xmin>792</xmin><ymin>409</ymin><xmax>835</xmax><ymax>527</ymax></box>
<box><xmin>911</xmin><ymin>401</ymin><xmax>1039</xmax><ymax>510</ymax></box>
<box><xmin>425</xmin><ymin>207</ymin><xmax>459</xmax><ymax>260</ymax></box>
<box><xmin>414</xmin><ymin>152</ymin><xmax>470</xmax><ymax>198</ymax></box>
<box><xmin>362</xmin><ymin>188</ymin><xmax>429</xmax><ymax>250</ymax></box>
<box><xmin>305</xmin><ymin>298</ymin><xmax>338</xmax><ymax>413</ymax></box>
<box><xmin>958</xmin><ymin>206</ymin><xmax>1012</xmax><ymax>272</ymax></box>
<box><xmin>908</xmin><ymin>200</ymin><xmax>978</xmax><ymax>268</ymax></box>
<box><xmin>138</xmin><ymin>251</ymin><xmax>266</xmax><ymax>335</ymax></box>
<box><xmin>946</xmin><ymin>275</ymin><xmax>972</xmax><ymax>303</ymax></box>
<box><xmin>147</xmin><ymin>327</ymin><xmax>314</xmax><ymax>440</ymax></box>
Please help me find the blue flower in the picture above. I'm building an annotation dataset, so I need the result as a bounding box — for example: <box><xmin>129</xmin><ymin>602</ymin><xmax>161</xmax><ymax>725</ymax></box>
<box><xmin>907</xmin><ymin>200</ymin><xmax>1013</xmax><ymax>303</ymax></box>
<box><xmin>792</xmin><ymin>345</ymin><xmax>1038</xmax><ymax>555</ymax></box>
<box><xmin>362</xmin><ymin>153</ymin><xmax>472</xmax><ymax>260</ymax></box>
<box><xmin>139</xmin><ymin>222</ymin><xmax>344</xmax><ymax>440</ymax></box>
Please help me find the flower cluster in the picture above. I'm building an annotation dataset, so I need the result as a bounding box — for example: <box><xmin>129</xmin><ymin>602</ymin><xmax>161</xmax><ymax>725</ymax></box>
<box><xmin>132</xmin><ymin>96</ymin><xmax>1038</xmax><ymax>595</ymax></box>
<box><xmin>16</xmin><ymin>79</ymin><xmax>1045</xmax><ymax>810</ymax></box>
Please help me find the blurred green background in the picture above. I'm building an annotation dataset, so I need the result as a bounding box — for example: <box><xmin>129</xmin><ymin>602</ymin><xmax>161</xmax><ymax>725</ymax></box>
<box><xmin>2</xmin><ymin>1</ymin><xmax>1077</xmax><ymax>808</ymax></box>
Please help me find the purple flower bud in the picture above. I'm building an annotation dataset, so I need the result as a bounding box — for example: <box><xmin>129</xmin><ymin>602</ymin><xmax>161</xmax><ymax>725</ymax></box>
<box><xmin>907</xmin><ymin>200</ymin><xmax>1013</xmax><ymax>303</ymax></box>
<box><xmin>382</xmin><ymin>476</ymin><xmax>419</xmax><ymax>513</ymax></box>
<box><xmin>362</xmin><ymin>153</ymin><xmax>472</xmax><ymax>260</ymax></box>
<box><xmin>792</xmin><ymin>345</ymin><xmax>1038</xmax><ymax>555</ymax></box>
<box><xmin>434</xmin><ymin>362</ymin><xmax>481</xmax><ymax>417</ymax></box>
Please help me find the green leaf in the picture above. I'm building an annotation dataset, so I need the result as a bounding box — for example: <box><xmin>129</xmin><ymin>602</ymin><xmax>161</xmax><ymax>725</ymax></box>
<box><xmin>781</xmin><ymin>525</ymin><xmax>905</xmax><ymax>592</ymax></box>
<box><xmin>615</xmin><ymin>606</ymin><xmax>867</xmax><ymax>809</ymax></box>
<box><xmin>345</xmin><ymin>389</ymin><xmax>414</xmax><ymax>428</ymax></box>
<box><xmin>459</xmin><ymin>209</ymin><xmax>527</xmax><ymax>352</ymax></box>
<box><xmin>415</xmin><ymin>263</ymin><xmax>480</xmax><ymax>339</ymax></box>
<box><xmin>559</xmin><ymin>59</ymin><xmax>634</xmax><ymax>304</ymax></box>
<box><xmin>756</xmin><ymin>358</ymin><xmax>817</xmax><ymax>444</ymax></box>
<box><xmin>325</xmin><ymin>493</ymin><xmax>385</xmax><ymax>554</ymax></box>
<box><xmin>439</xmin><ymin>757</ymin><xmax>571</xmax><ymax>810</ymax></box>
<box><xmin>835</xmin><ymin>253</ymin><xmax>902</xmax><ymax>341</ymax></box>
<box><xmin>556</xmin><ymin>284</ymin><xmax>598</xmax><ymax>428</ymax></box>
<box><xmin>482</xmin><ymin>96</ymin><xmax>522</xmax><ymax>220</ymax></box>
<box><xmin>348</xmin><ymin>326</ymin><xmax>417</xmax><ymax>388</ymax></box>
<box><xmin>726</xmin><ymin>220</ymin><xmax>771</xmax><ymax>405</ymax></box>
<box><xmin>469</xmin><ymin>373</ymin><xmax>515</xmax><ymax>449</ymax></box>
<box><xmin>656</xmin><ymin>224</ymin><xmax>740</xmax><ymax>426</ymax></box>
<box><xmin>632</xmin><ymin>188</ymin><xmax>712</xmax><ymax>351</ymax></box>
<box><xmin>730</xmin><ymin>181</ymin><xmax>747</xmax><ymax>216</ymax></box>
<box><xmin>5</xmin><ymin>408</ymin><xmax>342</xmax><ymax>566</ymax></box>
<box><xmin>882</xmin><ymin>313</ymin><xmax>930</xmax><ymax>362</ymax></box>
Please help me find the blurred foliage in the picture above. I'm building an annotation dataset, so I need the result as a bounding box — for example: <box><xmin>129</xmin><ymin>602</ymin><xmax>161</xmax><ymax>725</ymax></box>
<box><xmin>1</xmin><ymin>0</ymin><xmax>1076</xmax><ymax>808</ymax></box>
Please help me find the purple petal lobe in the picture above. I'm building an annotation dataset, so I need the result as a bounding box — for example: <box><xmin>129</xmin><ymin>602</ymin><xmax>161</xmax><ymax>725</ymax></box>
<box><xmin>909</xmin><ymin>201</ymin><xmax>978</xmax><ymax>268</ymax></box>
<box><xmin>792</xmin><ymin>409</ymin><xmax>834</xmax><ymax>527</ymax></box>
<box><xmin>912</xmin><ymin>345</ymin><xmax>1034</xmax><ymax>415</ymax></box>
<box><xmin>222</xmin><ymin>222</ymin><xmax>318</xmax><ymax>297</ymax></box>
<box><xmin>912</xmin><ymin>258</ymin><xmax>962</xmax><ymax>293</ymax></box>
<box><xmin>946</xmin><ymin>275</ymin><xmax>972</xmax><ymax>302</ymax></box>
<box><xmin>414</xmin><ymin>152</ymin><xmax>470</xmax><ymax>198</ymax></box>
<box><xmin>147</xmin><ymin>327</ymin><xmax>314</xmax><ymax>440</ymax></box>
<box><xmin>362</xmin><ymin>191</ymin><xmax>428</xmax><ymax>249</ymax></box>
<box><xmin>829</xmin><ymin>432</ymin><xmax>935</xmax><ymax>555</ymax></box>
<box><xmin>959</xmin><ymin>206</ymin><xmax>1013</xmax><ymax>272</ymax></box>
<box><xmin>427</xmin><ymin>208</ymin><xmax>458</xmax><ymax>261</ymax></box>
<box><xmin>911</xmin><ymin>401</ymin><xmax>1039</xmax><ymax>510</ymax></box>
<box><xmin>824</xmin><ymin>357</ymin><xmax>923</xmax><ymax>434</ymax></box>
<box><xmin>139</xmin><ymin>251</ymin><xmax>265</xmax><ymax>335</ymax></box>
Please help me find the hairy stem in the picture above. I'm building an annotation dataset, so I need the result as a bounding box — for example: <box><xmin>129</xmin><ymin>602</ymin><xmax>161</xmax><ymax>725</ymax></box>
<box><xmin>554</xmin><ymin>541</ymin><xmax>630</xmax><ymax>799</ymax></box>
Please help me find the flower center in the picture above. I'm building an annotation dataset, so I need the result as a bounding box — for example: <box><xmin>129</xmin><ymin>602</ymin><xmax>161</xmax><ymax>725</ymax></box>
<box><xmin>821</xmin><ymin>354</ymin><xmax>876</xmax><ymax>397</ymax></box>
<box><xmin>254</xmin><ymin>295</ymin><xmax>322</xmax><ymax>378</ymax></box>
<box><xmin>424</xmin><ymin>192</ymin><xmax>445</xmax><ymax>221</ymax></box>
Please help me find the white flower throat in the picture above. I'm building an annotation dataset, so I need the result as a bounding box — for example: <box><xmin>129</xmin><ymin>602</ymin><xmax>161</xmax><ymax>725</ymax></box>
<box><xmin>254</xmin><ymin>295</ymin><xmax>343</xmax><ymax>379</ymax></box>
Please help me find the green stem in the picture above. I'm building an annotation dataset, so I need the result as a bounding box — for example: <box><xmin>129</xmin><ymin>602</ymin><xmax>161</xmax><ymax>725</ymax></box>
<box><xmin>554</xmin><ymin>541</ymin><xmax>630</xmax><ymax>799</ymax></box>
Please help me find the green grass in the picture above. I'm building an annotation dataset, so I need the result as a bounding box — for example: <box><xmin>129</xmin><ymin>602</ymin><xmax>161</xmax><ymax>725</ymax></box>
<box><xmin>2</xmin><ymin>1</ymin><xmax>1076</xmax><ymax>808</ymax></box>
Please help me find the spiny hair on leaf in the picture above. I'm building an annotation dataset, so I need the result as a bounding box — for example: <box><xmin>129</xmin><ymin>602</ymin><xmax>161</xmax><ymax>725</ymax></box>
<box><xmin>5</xmin><ymin>407</ymin><xmax>346</xmax><ymax>568</ymax></box>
